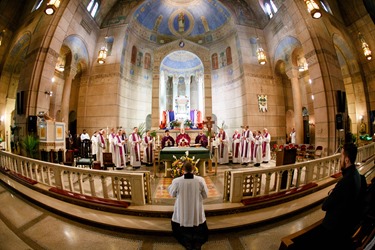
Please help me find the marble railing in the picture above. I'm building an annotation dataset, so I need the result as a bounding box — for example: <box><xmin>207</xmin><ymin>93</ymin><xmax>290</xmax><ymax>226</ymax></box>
<box><xmin>0</xmin><ymin>142</ymin><xmax>374</xmax><ymax>206</ymax></box>
<box><xmin>224</xmin><ymin>142</ymin><xmax>375</xmax><ymax>202</ymax></box>
<box><xmin>0</xmin><ymin>151</ymin><xmax>151</xmax><ymax>205</ymax></box>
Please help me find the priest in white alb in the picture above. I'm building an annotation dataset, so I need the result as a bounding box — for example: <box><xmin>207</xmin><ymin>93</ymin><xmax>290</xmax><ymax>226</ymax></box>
<box><xmin>168</xmin><ymin>161</ymin><xmax>209</xmax><ymax>249</ymax></box>
<box><xmin>241</xmin><ymin>126</ymin><xmax>253</xmax><ymax>164</ymax></box>
<box><xmin>216</xmin><ymin>128</ymin><xmax>229</xmax><ymax>164</ymax></box>
<box><xmin>142</xmin><ymin>130</ymin><xmax>154</xmax><ymax>166</ymax></box>
<box><xmin>129</xmin><ymin>127</ymin><xmax>142</xmax><ymax>168</ymax></box>
<box><xmin>231</xmin><ymin>129</ymin><xmax>242</xmax><ymax>163</ymax></box>
<box><xmin>262</xmin><ymin>128</ymin><xmax>271</xmax><ymax>163</ymax></box>
<box><xmin>113</xmin><ymin>129</ymin><xmax>126</xmax><ymax>169</ymax></box>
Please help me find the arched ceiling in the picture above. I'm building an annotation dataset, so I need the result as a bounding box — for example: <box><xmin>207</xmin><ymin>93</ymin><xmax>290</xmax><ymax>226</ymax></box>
<box><xmin>161</xmin><ymin>51</ymin><xmax>203</xmax><ymax>74</ymax></box>
<box><xmin>100</xmin><ymin>0</ymin><xmax>269</xmax><ymax>44</ymax></box>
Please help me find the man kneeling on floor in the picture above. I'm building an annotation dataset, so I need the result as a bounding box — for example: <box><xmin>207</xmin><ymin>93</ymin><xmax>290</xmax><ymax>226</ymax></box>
<box><xmin>168</xmin><ymin>161</ymin><xmax>209</xmax><ymax>250</ymax></box>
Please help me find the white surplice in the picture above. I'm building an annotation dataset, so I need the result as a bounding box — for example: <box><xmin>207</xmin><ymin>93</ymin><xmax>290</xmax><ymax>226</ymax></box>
<box><xmin>168</xmin><ymin>175</ymin><xmax>208</xmax><ymax>227</ymax></box>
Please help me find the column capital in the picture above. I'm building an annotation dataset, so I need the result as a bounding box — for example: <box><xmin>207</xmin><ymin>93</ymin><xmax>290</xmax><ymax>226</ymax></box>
<box><xmin>285</xmin><ymin>67</ymin><xmax>299</xmax><ymax>79</ymax></box>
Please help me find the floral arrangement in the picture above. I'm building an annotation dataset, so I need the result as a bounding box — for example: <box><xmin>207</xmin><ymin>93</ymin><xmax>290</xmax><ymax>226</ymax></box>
<box><xmin>171</xmin><ymin>151</ymin><xmax>200</xmax><ymax>178</ymax></box>
<box><xmin>184</xmin><ymin>119</ymin><xmax>193</xmax><ymax>127</ymax></box>
<box><xmin>169</xmin><ymin>119</ymin><xmax>181</xmax><ymax>128</ymax></box>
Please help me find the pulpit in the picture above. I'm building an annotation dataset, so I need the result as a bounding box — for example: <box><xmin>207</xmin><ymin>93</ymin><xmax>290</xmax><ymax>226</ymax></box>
<box><xmin>276</xmin><ymin>148</ymin><xmax>297</xmax><ymax>189</ymax></box>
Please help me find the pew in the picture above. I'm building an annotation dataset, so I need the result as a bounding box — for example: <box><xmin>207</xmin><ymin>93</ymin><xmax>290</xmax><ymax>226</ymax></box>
<box><xmin>279</xmin><ymin>177</ymin><xmax>375</xmax><ymax>250</ymax></box>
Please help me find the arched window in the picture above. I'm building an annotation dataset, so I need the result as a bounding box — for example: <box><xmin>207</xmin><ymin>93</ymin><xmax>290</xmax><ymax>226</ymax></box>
<box><xmin>263</xmin><ymin>0</ymin><xmax>278</xmax><ymax>19</ymax></box>
<box><xmin>131</xmin><ymin>46</ymin><xmax>137</xmax><ymax>65</ymax></box>
<box><xmin>87</xmin><ymin>0</ymin><xmax>100</xmax><ymax>18</ymax></box>
<box><xmin>32</xmin><ymin>0</ymin><xmax>44</xmax><ymax>12</ymax></box>
<box><xmin>144</xmin><ymin>53</ymin><xmax>151</xmax><ymax>70</ymax></box>
<box><xmin>320</xmin><ymin>0</ymin><xmax>332</xmax><ymax>14</ymax></box>
<box><xmin>226</xmin><ymin>47</ymin><xmax>232</xmax><ymax>65</ymax></box>
<box><xmin>212</xmin><ymin>53</ymin><xmax>218</xmax><ymax>70</ymax></box>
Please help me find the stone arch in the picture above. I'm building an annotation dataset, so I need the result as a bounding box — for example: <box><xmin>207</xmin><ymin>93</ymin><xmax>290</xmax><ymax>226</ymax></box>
<box><xmin>0</xmin><ymin>32</ymin><xmax>31</xmax><ymax>150</ymax></box>
<box><xmin>332</xmin><ymin>33</ymin><xmax>368</xmax><ymax>136</ymax></box>
<box><xmin>152</xmin><ymin>39</ymin><xmax>212</xmax><ymax>129</ymax></box>
<box><xmin>55</xmin><ymin>35</ymin><xmax>89</xmax><ymax>132</ymax></box>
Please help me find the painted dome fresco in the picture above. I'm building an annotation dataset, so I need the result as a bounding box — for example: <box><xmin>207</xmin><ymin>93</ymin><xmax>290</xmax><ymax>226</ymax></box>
<box><xmin>102</xmin><ymin>0</ymin><xmax>267</xmax><ymax>44</ymax></box>
<box><xmin>133</xmin><ymin>0</ymin><xmax>231</xmax><ymax>37</ymax></box>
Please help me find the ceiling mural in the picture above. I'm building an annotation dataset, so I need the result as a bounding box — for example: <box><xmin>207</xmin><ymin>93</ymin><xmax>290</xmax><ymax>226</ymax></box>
<box><xmin>101</xmin><ymin>0</ymin><xmax>268</xmax><ymax>44</ymax></box>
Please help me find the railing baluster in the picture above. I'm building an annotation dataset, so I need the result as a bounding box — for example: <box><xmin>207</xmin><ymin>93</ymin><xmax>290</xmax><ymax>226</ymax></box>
<box><xmin>89</xmin><ymin>174</ymin><xmax>96</xmax><ymax>197</ymax></box>
<box><xmin>101</xmin><ymin>176</ymin><xmax>109</xmax><ymax>199</ymax></box>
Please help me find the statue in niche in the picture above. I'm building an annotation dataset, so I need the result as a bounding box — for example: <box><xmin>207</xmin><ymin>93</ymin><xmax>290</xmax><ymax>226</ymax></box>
<box><xmin>212</xmin><ymin>53</ymin><xmax>218</xmax><ymax>70</ymax></box>
<box><xmin>177</xmin><ymin>77</ymin><xmax>186</xmax><ymax>96</ymax></box>
<box><xmin>178</xmin><ymin>12</ymin><xmax>185</xmax><ymax>32</ymax></box>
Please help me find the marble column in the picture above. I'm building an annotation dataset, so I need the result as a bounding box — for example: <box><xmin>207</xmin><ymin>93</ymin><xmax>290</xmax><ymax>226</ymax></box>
<box><xmin>61</xmin><ymin>67</ymin><xmax>76</xmax><ymax>128</ymax></box>
<box><xmin>286</xmin><ymin>68</ymin><xmax>303</xmax><ymax>144</ymax></box>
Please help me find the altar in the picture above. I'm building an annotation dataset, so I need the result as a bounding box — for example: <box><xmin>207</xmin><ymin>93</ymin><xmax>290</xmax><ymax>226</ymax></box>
<box><xmin>159</xmin><ymin>147</ymin><xmax>211</xmax><ymax>177</ymax></box>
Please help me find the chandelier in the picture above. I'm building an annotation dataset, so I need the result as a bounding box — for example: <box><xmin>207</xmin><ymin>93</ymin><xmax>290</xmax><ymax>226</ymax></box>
<box><xmin>44</xmin><ymin>0</ymin><xmax>61</xmax><ymax>15</ymax></box>
<box><xmin>304</xmin><ymin>0</ymin><xmax>322</xmax><ymax>19</ymax></box>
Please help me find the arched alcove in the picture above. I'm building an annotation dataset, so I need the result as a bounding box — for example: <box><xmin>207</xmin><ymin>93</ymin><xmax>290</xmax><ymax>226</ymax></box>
<box><xmin>159</xmin><ymin>50</ymin><xmax>204</xmax><ymax>129</ymax></box>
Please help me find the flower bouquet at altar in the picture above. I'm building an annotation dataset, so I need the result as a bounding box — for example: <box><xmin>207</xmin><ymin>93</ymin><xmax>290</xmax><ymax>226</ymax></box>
<box><xmin>171</xmin><ymin>151</ymin><xmax>199</xmax><ymax>178</ymax></box>
<box><xmin>169</xmin><ymin>119</ymin><xmax>181</xmax><ymax>129</ymax></box>
<box><xmin>184</xmin><ymin>119</ymin><xmax>193</xmax><ymax>128</ymax></box>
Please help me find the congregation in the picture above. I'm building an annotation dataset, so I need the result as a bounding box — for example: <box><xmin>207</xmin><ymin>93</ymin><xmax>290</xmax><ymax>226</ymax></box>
<box><xmin>75</xmin><ymin>125</ymin><xmax>273</xmax><ymax>170</ymax></box>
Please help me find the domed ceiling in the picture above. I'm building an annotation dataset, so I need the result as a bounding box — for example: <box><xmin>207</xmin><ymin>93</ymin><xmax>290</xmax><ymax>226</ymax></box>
<box><xmin>161</xmin><ymin>50</ymin><xmax>203</xmax><ymax>73</ymax></box>
<box><xmin>134</xmin><ymin>0</ymin><xmax>231</xmax><ymax>37</ymax></box>
<box><xmin>101</xmin><ymin>0</ymin><xmax>268</xmax><ymax>44</ymax></box>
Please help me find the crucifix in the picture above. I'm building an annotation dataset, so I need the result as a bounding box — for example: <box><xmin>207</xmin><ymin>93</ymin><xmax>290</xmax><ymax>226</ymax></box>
<box><xmin>203</xmin><ymin>116</ymin><xmax>215</xmax><ymax>136</ymax></box>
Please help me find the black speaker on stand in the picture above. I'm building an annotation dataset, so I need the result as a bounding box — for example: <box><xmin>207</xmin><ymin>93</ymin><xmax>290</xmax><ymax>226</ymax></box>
<box><xmin>337</xmin><ymin>90</ymin><xmax>346</xmax><ymax>113</ymax></box>
<box><xmin>336</xmin><ymin>113</ymin><xmax>344</xmax><ymax>131</ymax></box>
<box><xmin>28</xmin><ymin>115</ymin><xmax>37</xmax><ymax>133</ymax></box>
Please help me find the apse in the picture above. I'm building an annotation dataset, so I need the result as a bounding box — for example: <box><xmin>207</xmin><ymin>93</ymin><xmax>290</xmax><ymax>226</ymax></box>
<box><xmin>159</xmin><ymin>50</ymin><xmax>204</xmax><ymax>129</ymax></box>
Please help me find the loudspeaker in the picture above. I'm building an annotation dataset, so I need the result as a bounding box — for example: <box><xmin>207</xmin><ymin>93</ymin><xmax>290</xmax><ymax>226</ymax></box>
<box><xmin>337</xmin><ymin>90</ymin><xmax>346</xmax><ymax>113</ymax></box>
<box><xmin>28</xmin><ymin>115</ymin><xmax>37</xmax><ymax>132</ymax></box>
<box><xmin>336</xmin><ymin>113</ymin><xmax>344</xmax><ymax>130</ymax></box>
<box><xmin>16</xmin><ymin>91</ymin><xmax>25</xmax><ymax>115</ymax></box>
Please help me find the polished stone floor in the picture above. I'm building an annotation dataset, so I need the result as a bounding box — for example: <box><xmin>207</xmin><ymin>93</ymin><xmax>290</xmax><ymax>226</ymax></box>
<box><xmin>0</xmin><ymin>159</ymin><xmax>327</xmax><ymax>250</ymax></box>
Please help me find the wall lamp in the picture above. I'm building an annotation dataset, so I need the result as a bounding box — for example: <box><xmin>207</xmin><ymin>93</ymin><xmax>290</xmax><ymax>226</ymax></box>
<box><xmin>45</xmin><ymin>91</ymin><xmax>53</xmax><ymax>96</ymax></box>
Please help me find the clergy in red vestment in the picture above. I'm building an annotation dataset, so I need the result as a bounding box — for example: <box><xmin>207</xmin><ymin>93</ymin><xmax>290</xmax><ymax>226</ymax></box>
<box><xmin>161</xmin><ymin>130</ymin><xmax>175</xmax><ymax>148</ymax></box>
<box><xmin>176</xmin><ymin>128</ymin><xmax>191</xmax><ymax>147</ymax></box>
<box><xmin>195</xmin><ymin>130</ymin><xmax>208</xmax><ymax>148</ymax></box>
<box><xmin>232</xmin><ymin>129</ymin><xmax>241</xmax><ymax>163</ymax></box>
<box><xmin>142</xmin><ymin>130</ymin><xmax>154</xmax><ymax>165</ymax></box>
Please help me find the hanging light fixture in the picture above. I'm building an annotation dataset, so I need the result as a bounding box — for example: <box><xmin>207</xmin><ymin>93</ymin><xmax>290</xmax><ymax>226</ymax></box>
<box><xmin>257</xmin><ymin>48</ymin><xmax>267</xmax><ymax>65</ymax></box>
<box><xmin>0</xmin><ymin>29</ymin><xmax>5</xmax><ymax>46</ymax></box>
<box><xmin>97</xmin><ymin>28</ymin><xmax>110</xmax><ymax>64</ymax></box>
<box><xmin>358</xmin><ymin>33</ymin><xmax>372</xmax><ymax>61</ymax></box>
<box><xmin>44</xmin><ymin>0</ymin><xmax>61</xmax><ymax>15</ymax></box>
<box><xmin>97</xmin><ymin>47</ymin><xmax>107</xmax><ymax>64</ymax></box>
<box><xmin>304</xmin><ymin>0</ymin><xmax>322</xmax><ymax>19</ymax></box>
<box><xmin>256</xmin><ymin>37</ymin><xmax>267</xmax><ymax>65</ymax></box>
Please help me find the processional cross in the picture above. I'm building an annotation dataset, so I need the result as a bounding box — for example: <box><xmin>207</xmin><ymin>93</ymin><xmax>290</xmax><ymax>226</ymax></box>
<box><xmin>203</xmin><ymin>116</ymin><xmax>215</xmax><ymax>136</ymax></box>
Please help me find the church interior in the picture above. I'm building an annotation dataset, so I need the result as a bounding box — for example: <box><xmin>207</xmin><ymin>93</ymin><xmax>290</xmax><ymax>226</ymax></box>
<box><xmin>1</xmin><ymin>0</ymin><xmax>375</xmax><ymax>249</ymax></box>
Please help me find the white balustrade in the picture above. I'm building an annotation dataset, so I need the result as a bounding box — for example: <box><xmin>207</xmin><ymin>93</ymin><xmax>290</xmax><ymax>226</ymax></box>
<box><xmin>0</xmin><ymin>151</ymin><xmax>150</xmax><ymax>205</ymax></box>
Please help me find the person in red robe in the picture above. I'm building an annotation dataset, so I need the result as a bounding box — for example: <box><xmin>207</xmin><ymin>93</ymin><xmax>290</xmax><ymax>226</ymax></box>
<box><xmin>161</xmin><ymin>130</ymin><xmax>175</xmax><ymax>148</ymax></box>
<box><xmin>195</xmin><ymin>130</ymin><xmax>208</xmax><ymax>148</ymax></box>
<box><xmin>176</xmin><ymin>128</ymin><xmax>191</xmax><ymax>147</ymax></box>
